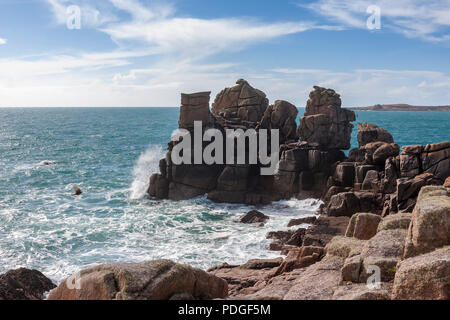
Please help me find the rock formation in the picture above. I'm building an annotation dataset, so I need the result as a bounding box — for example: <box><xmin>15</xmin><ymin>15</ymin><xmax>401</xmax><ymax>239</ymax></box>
<box><xmin>298</xmin><ymin>86</ymin><xmax>355</xmax><ymax>150</ymax></box>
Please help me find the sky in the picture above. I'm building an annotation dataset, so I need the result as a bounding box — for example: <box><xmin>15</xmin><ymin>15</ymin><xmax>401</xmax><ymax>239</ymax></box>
<box><xmin>0</xmin><ymin>0</ymin><xmax>449</xmax><ymax>107</ymax></box>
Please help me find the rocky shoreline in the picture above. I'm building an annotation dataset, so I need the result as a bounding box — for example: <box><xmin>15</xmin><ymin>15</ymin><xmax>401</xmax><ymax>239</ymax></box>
<box><xmin>1</xmin><ymin>80</ymin><xmax>449</xmax><ymax>300</ymax></box>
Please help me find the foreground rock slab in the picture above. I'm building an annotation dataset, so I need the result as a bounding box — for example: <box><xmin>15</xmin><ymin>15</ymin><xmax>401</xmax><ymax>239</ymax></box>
<box><xmin>392</xmin><ymin>246</ymin><xmax>450</xmax><ymax>300</ymax></box>
<box><xmin>48</xmin><ymin>260</ymin><xmax>228</xmax><ymax>300</ymax></box>
<box><xmin>0</xmin><ymin>268</ymin><xmax>56</xmax><ymax>300</ymax></box>
<box><xmin>404</xmin><ymin>186</ymin><xmax>450</xmax><ymax>258</ymax></box>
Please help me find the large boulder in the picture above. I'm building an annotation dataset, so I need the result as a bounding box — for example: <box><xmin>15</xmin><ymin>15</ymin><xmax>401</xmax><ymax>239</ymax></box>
<box><xmin>258</xmin><ymin>100</ymin><xmax>298</xmax><ymax>143</ymax></box>
<box><xmin>212</xmin><ymin>79</ymin><xmax>268</xmax><ymax>127</ymax></box>
<box><xmin>0</xmin><ymin>268</ymin><xmax>56</xmax><ymax>300</ymax></box>
<box><xmin>357</xmin><ymin>123</ymin><xmax>394</xmax><ymax>148</ymax></box>
<box><xmin>298</xmin><ymin>86</ymin><xmax>355</xmax><ymax>150</ymax></box>
<box><xmin>359</xmin><ymin>229</ymin><xmax>407</xmax><ymax>283</ymax></box>
<box><xmin>377</xmin><ymin>213</ymin><xmax>412</xmax><ymax>232</ymax></box>
<box><xmin>48</xmin><ymin>260</ymin><xmax>228</xmax><ymax>300</ymax></box>
<box><xmin>179</xmin><ymin>92</ymin><xmax>212</xmax><ymax>129</ymax></box>
<box><xmin>392</xmin><ymin>246</ymin><xmax>450</xmax><ymax>300</ymax></box>
<box><xmin>345</xmin><ymin>212</ymin><xmax>382</xmax><ymax>240</ymax></box>
<box><xmin>404</xmin><ymin>186</ymin><xmax>450</xmax><ymax>258</ymax></box>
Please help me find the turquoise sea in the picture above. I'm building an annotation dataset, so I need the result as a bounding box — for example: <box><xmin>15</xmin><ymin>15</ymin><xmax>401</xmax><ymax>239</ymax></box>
<box><xmin>0</xmin><ymin>107</ymin><xmax>449</xmax><ymax>283</ymax></box>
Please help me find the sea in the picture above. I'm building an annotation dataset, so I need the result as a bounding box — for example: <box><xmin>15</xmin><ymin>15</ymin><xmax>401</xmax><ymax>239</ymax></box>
<box><xmin>0</xmin><ymin>107</ymin><xmax>449</xmax><ymax>283</ymax></box>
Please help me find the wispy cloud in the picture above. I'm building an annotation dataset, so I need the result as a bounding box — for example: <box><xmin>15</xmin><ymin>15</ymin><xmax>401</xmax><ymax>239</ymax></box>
<box><xmin>0</xmin><ymin>38</ymin><xmax>7</xmax><ymax>45</ymax></box>
<box><xmin>301</xmin><ymin>0</ymin><xmax>450</xmax><ymax>43</ymax></box>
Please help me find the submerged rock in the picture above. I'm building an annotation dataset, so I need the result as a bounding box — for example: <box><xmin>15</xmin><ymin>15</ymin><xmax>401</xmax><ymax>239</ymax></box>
<box><xmin>72</xmin><ymin>186</ymin><xmax>82</xmax><ymax>196</ymax></box>
<box><xmin>240</xmin><ymin>210</ymin><xmax>269</xmax><ymax>224</ymax></box>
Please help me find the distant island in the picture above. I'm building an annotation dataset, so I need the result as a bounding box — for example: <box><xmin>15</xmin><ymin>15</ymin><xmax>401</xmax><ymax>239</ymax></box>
<box><xmin>350</xmin><ymin>104</ymin><xmax>450</xmax><ymax>111</ymax></box>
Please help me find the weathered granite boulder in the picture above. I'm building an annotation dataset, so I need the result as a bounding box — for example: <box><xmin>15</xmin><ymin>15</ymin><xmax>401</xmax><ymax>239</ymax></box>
<box><xmin>325</xmin><ymin>236</ymin><xmax>365</xmax><ymax>259</ymax></box>
<box><xmin>258</xmin><ymin>100</ymin><xmax>298</xmax><ymax>143</ymax></box>
<box><xmin>179</xmin><ymin>92</ymin><xmax>212</xmax><ymax>129</ymax></box>
<box><xmin>359</xmin><ymin>229</ymin><xmax>407</xmax><ymax>283</ymax></box>
<box><xmin>377</xmin><ymin>212</ymin><xmax>412</xmax><ymax>232</ymax></box>
<box><xmin>404</xmin><ymin>186</ymin><xmax>450</xmax><ymax>258</ymax></box>
<box><xmin>392</xmin><ymin>246</ymin><xmax>450</xmax><ymax>300</ymax></box>
<box><xmin>357</xmin><ymin>123</ymin><xmax>394</xmax><ymax>148</ymax></box>
<box><xmin>212</xmin><ymin>79</ymin><xmax>268</xmax><ymax>127</ymax></box>
<box><xmin>298</xmin><ymin>86</ymin><xmax>355</xmax><ymax>150</ymax></box>
<box><xmin>48</xmin><ymin>260</ymin><xmax>228</xmax><ymax>300</ymax></box>
<box><xmin>0</xmin><ymin>268</ymin><xmax>56</xmax><ymax>300</ymax></box>
<box><xmin>345</xmin><ymin>212</ymin><xmax>382</xmax><ymax>240</ymax></box>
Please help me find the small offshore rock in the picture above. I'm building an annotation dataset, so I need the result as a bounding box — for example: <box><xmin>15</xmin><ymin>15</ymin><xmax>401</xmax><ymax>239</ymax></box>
<box><xmin>240</xmin><ymin>210</ymin><xmax>269</xmax><ymax>224</ymax></box>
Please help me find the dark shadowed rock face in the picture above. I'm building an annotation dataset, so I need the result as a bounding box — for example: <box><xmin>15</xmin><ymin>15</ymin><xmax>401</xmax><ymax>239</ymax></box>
<box><xmin>258</xmin><ymin>100</ymin><xmax>298</xmax><ymax>144</ymax></box>
<box><xmin>48</xmin><ymin>260</ymin><xmax>228</xmax><ymax>300</ymax></box>
<box><xmin>298</xmin><ymin>86</ymin><xmax>355</xmax><ymax>150</ymax></box>
<box><xmin>0</xmin><ymin>268</ymin><xmax>56</xmax><ymax>300</ymax></box>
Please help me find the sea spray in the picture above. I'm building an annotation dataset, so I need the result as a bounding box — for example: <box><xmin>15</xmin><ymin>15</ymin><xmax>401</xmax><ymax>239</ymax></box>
<box><xmin>130</xmin><ymin>145</ymin><xmax>165</xmax><ymax>200</ymax></box>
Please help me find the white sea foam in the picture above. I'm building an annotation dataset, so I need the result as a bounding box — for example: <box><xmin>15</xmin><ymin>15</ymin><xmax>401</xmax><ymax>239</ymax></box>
<box><xmin>129</xmin><ymin>145</ymin><xmax>165</xmax><ymax>200</ymax></box>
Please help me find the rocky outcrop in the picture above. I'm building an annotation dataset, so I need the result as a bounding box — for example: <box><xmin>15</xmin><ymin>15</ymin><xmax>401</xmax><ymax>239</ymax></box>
<box><xmin>404</xmin><ymin>186</ymin><xmax>450</xmax><ymax>258</ymax></box>
<box><xmin>298</xmin><ymin>86</ymin><xmax>355</xmax><ymax>150</ymax></box>
<box><xmin>392</xmin><ymin>246</ymin><xmax>450</xmax><ymax>300</ymax></box>
<box><xmin>0</xmin><ymin>268</ymin><xmax>56</xmax><ymax>300</ymax></box>
<box><xmin>48</xmin><ymin>260</ymin><xmax>228</xmax><ymax>300</ymax></box>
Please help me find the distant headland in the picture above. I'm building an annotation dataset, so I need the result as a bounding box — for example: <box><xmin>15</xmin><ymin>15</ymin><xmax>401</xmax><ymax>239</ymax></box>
<box><xmin>350</xmin><ymin>104</ymin><xmax>450</xmax><ymax>111</ymax></box>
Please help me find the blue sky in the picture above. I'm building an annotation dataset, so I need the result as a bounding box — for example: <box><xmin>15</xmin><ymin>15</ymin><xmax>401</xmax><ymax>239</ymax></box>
<box><xmin>0</xmin><ymin>0</ymin><xmax>449</xmax><ymax>107</ymax></box>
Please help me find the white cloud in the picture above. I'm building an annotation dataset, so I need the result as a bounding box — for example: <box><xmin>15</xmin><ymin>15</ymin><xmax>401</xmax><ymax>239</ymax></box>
<box><xmin>1</xmin><ymin>0</ymin><xmax>447</xmax><ymax>107</ymax></box>
<box><xmin>0</xmin><ymin>38</ymin><xmax>7</xmax><ymax>45</ymax></box>
<box><xmin>301</xmin><ymin>0</ymin><xmax>450</xmax><ymax>42</ymax></box>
